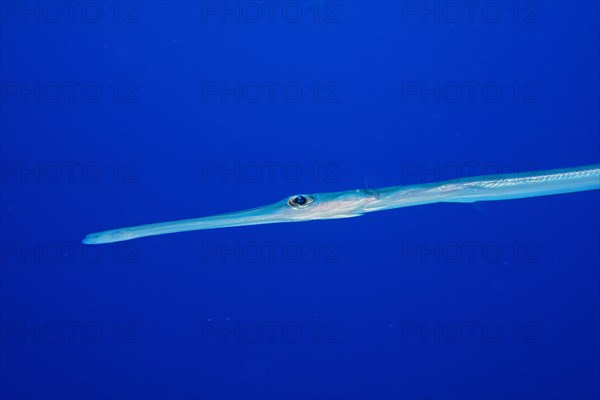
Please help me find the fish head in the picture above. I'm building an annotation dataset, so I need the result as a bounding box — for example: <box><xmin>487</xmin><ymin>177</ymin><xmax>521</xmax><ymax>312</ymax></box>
<box><xmin>274</xmin><ymin>189</ymin><xmax>380</xmax><ymax>221</ymax></box>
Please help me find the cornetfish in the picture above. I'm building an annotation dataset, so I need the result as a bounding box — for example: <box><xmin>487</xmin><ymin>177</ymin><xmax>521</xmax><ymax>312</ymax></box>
<box><xmin>82</xmin><ymin>164</ymin><xmax>600</xmax><ymax>245</ymax></box>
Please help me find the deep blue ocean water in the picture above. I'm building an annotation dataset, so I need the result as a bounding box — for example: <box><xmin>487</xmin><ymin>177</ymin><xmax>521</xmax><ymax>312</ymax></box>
<box><xmin>1</xmin><ymin>1</ymin><xmax>599</xmax><ymax>399</ymax></box>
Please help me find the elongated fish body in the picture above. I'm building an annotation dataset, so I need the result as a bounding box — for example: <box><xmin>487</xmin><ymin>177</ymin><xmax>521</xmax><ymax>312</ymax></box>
<box><xmin>365</xmin><ymin>165</ymin><xmax>600</xmax><ymax>211</ymax></box>
<box><xmin>83</xmin><ymin>165</ymin><xmax>600</xmax><ymax>245</ymax></box>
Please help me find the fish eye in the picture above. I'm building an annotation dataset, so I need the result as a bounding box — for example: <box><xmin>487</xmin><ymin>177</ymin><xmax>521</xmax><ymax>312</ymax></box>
<box><xmin>288</xmin><ymin>195</ymin><xmax>313</xmax><ymax>208</ymax></box>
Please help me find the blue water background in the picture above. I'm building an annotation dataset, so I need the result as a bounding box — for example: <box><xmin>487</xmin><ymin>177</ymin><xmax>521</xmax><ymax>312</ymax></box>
<box><xmin>1</xmin><ymin>1</ymin><xmax>599</xmax><ymax>399</ymax></box>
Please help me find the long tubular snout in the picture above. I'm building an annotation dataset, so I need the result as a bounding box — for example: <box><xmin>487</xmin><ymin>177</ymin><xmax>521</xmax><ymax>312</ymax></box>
<box><xmin>82</xmin><ymin>202</ymin><xmax>289</xmax><ymax>244</ymax></box>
